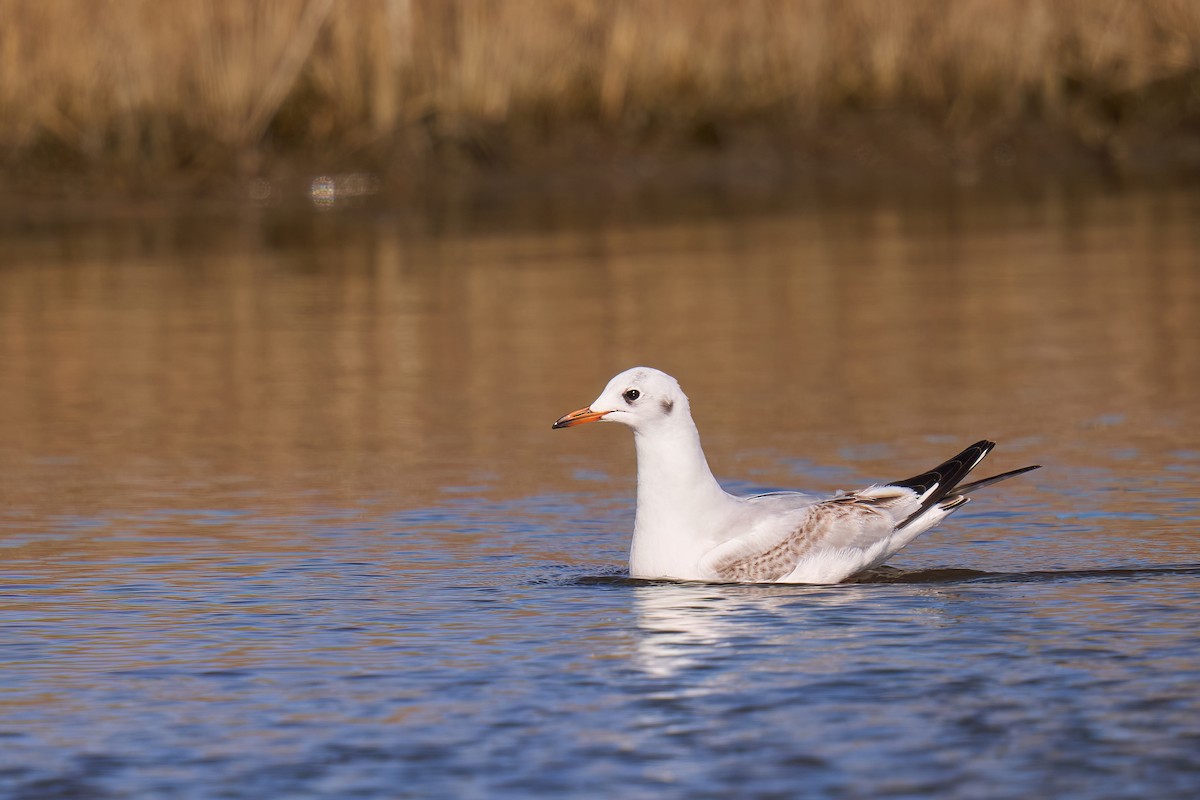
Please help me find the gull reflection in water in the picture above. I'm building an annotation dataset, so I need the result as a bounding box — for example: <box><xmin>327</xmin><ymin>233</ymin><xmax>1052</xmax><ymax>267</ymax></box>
<box><xmin>630</xmin><ymin>581</ymin><xmax>878</xmax><ymax>680</ymax></box>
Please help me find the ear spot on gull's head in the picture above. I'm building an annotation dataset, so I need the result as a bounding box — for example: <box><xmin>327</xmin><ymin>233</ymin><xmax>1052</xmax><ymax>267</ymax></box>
<box><xmin>661</xmin><ymin>399</ymin><xmax>674</xmax><ymax>414</ymax></box>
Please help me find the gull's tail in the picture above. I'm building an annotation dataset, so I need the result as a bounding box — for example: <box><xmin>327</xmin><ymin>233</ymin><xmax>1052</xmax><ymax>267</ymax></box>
<box><xmin>889</xmin><ymin>440</ymin><xmax>1041</xmax><ymax>529</ymax></box>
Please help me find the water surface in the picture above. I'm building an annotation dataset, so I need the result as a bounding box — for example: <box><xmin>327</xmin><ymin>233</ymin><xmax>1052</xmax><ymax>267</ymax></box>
<box><xmin>2</xmin><ymin>186</ymin><xmax>1199</xmax><ymax>798</ymax></box>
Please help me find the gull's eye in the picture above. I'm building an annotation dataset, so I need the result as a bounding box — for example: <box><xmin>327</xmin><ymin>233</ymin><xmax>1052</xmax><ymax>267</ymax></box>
<box><xmin>623</xmin><ymin>389</ymin><xmax>640</xmax><ymax>403</ymax></box>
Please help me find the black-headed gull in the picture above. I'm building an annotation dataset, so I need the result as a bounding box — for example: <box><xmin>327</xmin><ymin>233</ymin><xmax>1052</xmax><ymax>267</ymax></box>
<box><xmin>553</xmin><ymin>367</ymin><xmax>1040</xmax><ymax>583</ymax></box>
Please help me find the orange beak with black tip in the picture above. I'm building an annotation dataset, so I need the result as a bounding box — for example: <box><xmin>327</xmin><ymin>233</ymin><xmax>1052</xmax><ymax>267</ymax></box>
<box><xmin>552</xmin><ymin>406</ymin><xmax>610</xmax><ymax>429</ymax></box>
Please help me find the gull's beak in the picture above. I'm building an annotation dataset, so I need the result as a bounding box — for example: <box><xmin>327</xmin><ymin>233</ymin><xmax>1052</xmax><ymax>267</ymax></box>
<box><xmin>552</xmin><ymin>406</ymin><xmax>609</xmax><ymax>429</ymax></box>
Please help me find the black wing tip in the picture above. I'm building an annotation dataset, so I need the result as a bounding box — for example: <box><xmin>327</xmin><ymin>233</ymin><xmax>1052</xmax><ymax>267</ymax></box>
<box><xmin>890</xmin><ymin>439</ymin><xmax>1001</xmax><ymax>528</ymax></box>
<box><xmin>890</xmin><ymin>440</ymin><xmax>994</xmax><ymax>495</ymax></box>
<box><xmin>951</xmin><ymin>463</ymin><xmax>1042</xmax><ymax>496</ymax></box>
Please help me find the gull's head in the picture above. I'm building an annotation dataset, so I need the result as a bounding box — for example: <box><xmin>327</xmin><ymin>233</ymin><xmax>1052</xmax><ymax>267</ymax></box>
<box><xmin>553</xmin><ymin>367</ymin><xmax>689</xmax><ymax>433</ymax></box>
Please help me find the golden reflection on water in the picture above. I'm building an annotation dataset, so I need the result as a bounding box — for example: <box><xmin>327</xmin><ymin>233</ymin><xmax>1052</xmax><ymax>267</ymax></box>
<box><xmin>0</xmin><ymin>186</ymin><xmax>1197</xmax><ymax>563</ymax></box>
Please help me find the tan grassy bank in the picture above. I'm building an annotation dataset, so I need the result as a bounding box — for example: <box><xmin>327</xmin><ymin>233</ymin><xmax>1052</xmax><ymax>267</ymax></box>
<box><xmin>2</xmin><ymin>0</ymin><xmax>1199</xmax><ymax>193</ymax></box>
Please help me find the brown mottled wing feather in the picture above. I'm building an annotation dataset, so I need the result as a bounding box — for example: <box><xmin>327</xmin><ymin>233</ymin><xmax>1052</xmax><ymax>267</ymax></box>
<box><xmin>701</xmin><ymin>488</ymin><xmax>919</xmax><ymax>583</ymax></box>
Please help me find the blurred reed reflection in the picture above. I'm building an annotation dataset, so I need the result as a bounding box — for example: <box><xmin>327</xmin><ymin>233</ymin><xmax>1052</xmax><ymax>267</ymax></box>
<box><xmin>0</xmin><ymin>186</ymin><xmax>1197</xmax><ymax>539</ymax></box>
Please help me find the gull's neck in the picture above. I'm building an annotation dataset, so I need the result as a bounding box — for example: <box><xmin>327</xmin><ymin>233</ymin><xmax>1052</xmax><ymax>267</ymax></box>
<box><xmin>629</xmin><ymin>414</ymin><xmax>734</xmax><ymax>579</ymax></box>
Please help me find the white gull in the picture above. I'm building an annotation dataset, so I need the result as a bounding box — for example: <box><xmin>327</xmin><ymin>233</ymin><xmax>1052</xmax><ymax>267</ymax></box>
<box><xmin>553</xmin><ymin>367</ymin><xmax>1040</xmax><ymax>584</ymax></box>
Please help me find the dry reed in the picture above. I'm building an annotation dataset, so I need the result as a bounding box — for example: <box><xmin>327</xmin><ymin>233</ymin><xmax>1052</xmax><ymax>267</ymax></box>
<box><xmin>1</xmin><ymin>0</ymin><xmax>1197</xmax><ymax>176</ymax></box>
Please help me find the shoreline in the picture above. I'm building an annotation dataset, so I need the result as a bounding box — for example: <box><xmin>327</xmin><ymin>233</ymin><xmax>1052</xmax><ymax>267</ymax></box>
<box><xmin>4</xmin><ymin>113</ymin><xmax>1199</xmax><ymax>225</ymax></box>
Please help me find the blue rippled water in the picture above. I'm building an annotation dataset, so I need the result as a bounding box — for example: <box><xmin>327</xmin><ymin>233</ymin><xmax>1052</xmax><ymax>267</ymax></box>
<box><xmin>3</xmin><ymin>483</ymin><xmax>1199</xmax><ymax>799</ymax></box>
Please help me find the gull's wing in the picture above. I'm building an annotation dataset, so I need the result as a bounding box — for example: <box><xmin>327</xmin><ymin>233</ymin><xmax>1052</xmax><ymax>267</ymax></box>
<box><xmin>698</xmin><ymin>486</ymin><xmax>926</xmax><ymax>583</ymax></box>
<box><xmin>697</xmin><ymin>440</ymin><xmax>1040</xmax><ymax>584</ymax></box>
